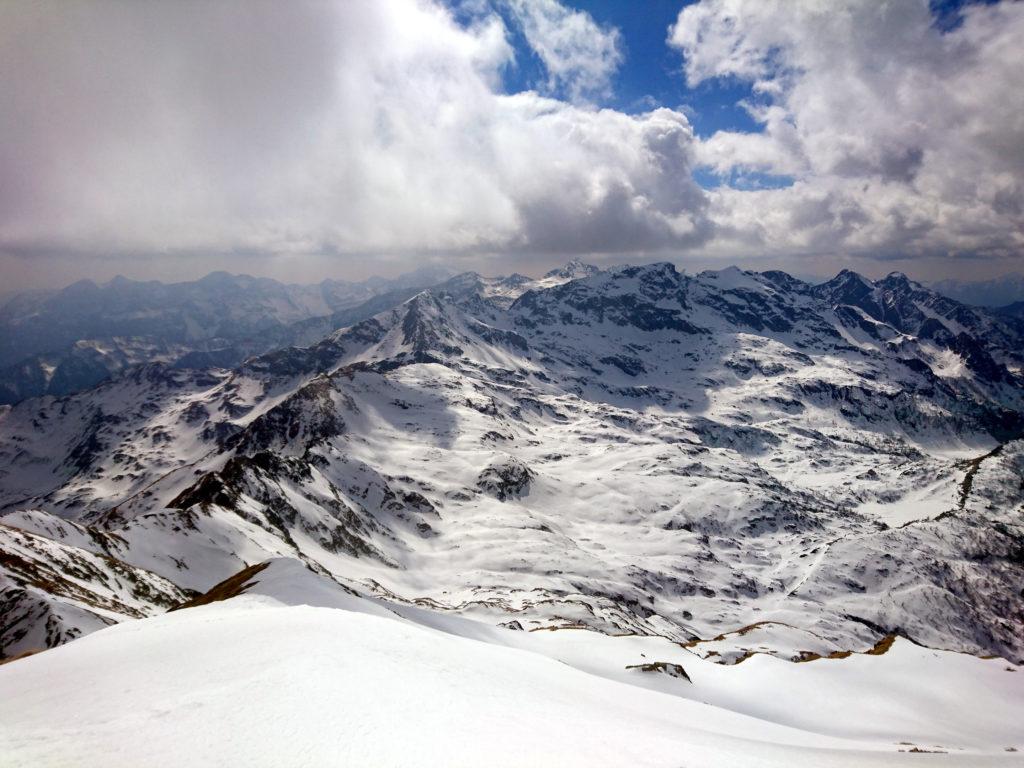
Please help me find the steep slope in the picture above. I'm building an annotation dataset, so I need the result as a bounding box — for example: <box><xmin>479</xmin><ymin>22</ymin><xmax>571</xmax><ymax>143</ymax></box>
<box><xmin>814</xmin><ymin>269</ymin><xmax>1024</xmax><ymax>376</ymax></box>
<box><xmin>0</xmin><ymin>510</ymin><xmax>188</xmax><ymax>659</ymax></box>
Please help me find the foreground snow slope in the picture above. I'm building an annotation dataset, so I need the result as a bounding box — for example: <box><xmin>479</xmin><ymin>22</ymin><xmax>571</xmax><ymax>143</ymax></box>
<box><xmin>1</xmin><ymin>576</ymin><xmax>1021</xmax><ymax>768</ymax></box>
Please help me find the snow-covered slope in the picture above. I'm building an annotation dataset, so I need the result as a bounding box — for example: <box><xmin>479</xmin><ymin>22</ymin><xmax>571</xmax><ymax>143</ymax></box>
<box><xmin>1</xmin><ymin>262</ymin><xmax>1023</xmax><ymax>671</ymax></box>
<box><xmin>814</xmin><ymin>269</ymin><xmax>1024</xmax><ymax>376</ymax></box>
<box><xmin>0</xmin><ymin>510</ymin><xmax>188</xmax><ymax>656</ymax></box>
<box><xmin>1</xmin><ymin>562</ymin><xmax>1020</xmax><ymax>767</ymax></box>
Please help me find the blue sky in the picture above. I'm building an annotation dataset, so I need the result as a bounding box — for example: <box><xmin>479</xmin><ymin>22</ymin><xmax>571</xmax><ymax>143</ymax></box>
<box><xmin>491</xmin><ymin>0</ymin><xmax>996</xmax><ymax>127</ymax></box>
<box><xmin>930</xmin><ymin>0</ymin><xmax>1001</xmax><ymax>30</ymax></box>
<box><xmin>491</xmin><ymin>0</ymin><xmax>763</xmax><ymax>135</ymax></box>
<box><xmin>478</xmin><ymin>0</ymin><xmax>788</xmax><ymax>191</ymax></box>
<box><xmin>477</xmin><ymin>0</ymin><xmax>1002</xmax><ymax>195</ymax></box>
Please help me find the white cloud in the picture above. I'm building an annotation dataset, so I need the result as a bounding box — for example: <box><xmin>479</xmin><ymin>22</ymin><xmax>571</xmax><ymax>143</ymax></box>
<box><xmin>0</xmin><ymin>0</ymin><xmax>705</xmax><ymax>276</ymax></box>
<box><xmin>1</xmin><ymin>0</ymin><xmax>1020</xmax><ymax>286</ymax></box>
<box><xmin>502</xmin><ymin>0</ymin><xmax>623</xmax><ymax>102</ymax></box>
<box><xmin>669</xmin><ymin>0</ymin><xmax>1024</xmax><ymax>265</ymax></box>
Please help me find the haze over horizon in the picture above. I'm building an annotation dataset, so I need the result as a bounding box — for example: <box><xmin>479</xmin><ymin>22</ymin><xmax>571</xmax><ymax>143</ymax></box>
<box><xmin>5</xmin><ymin>260</ymin><xmax>1024</xmax><ymax>302</ymax></box>
<box><xmin>2</xmin><ymin>0</ymin><xmax>1022</xmax><ymax>290</ymax></box>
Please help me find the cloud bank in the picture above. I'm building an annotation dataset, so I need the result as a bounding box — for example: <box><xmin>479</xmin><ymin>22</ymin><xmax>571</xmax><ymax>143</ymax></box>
<box><xmin>0</xmin><ymin>0</ymin><xmax>1020</xmax><ymax>286</ymax></box>
<box><xmin>0</xmin><ymin>0</ymin><xmax>706</xmax><ymax>278</ymax></box>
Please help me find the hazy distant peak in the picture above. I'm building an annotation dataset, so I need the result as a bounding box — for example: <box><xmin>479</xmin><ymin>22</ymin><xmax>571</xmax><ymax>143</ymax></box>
<box><xmin>929</xmin><ymin>272</ymin><xmax>1024</xmax><ymax>307</ymax></box>
<box><xmin>543</xmin><ymin>259</ymin><xmax>600</xmax><ymax>281</ymax></box>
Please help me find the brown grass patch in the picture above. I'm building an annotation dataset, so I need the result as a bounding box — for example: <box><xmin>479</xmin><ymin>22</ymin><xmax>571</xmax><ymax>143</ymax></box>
<box><xmin>865</xmin><ymin>634</ymin><xmax>897</xmax><ymax>656</ymax></box>
<box><xmin>169</xmin><ymin>561</ymin><xmax>270</xmax><ymax>612</ymax></box>
<box><xmin>0</xmin><ymin>648</ymin><xmax>44</xmax><ymax>666</ymax></box>
<box><xmin>795</xmin><ymin>633</ymin><xmax>897</xmax><ymax>663</ymax></box>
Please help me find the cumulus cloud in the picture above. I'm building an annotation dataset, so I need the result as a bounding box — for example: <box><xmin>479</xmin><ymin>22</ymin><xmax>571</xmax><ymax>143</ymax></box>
<box><xmin>670</xmin><ymin>0</ymin><xmax>1024</xmax><ymax>266</ymax></box>
<box><xmin>0</xmin><ymin>0</ymin><xmax>707</xmax><ymax>280</ymax></box>
<box><xmin>502</xmin><ymin>0</ymin><xmax>623</xmax><ymax>102</ymax></box>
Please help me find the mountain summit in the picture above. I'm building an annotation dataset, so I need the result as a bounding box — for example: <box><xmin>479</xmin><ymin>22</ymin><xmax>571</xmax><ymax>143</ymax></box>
<box><xmin>542</xmin><ymin>259</ymin><xmax>601</xmax><ymax>282</ymax></box>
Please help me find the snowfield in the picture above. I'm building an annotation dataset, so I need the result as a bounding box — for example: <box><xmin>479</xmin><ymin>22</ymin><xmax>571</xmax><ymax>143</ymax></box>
<box><xmin>2</xmin><ymin>263</ymin><xmax>1024</xmax><ymax>764</ymax></box>
<box><xmin>1</xmin><ymin>560</ymin><xmax>1021</xmax><ymax>768</ymax></box>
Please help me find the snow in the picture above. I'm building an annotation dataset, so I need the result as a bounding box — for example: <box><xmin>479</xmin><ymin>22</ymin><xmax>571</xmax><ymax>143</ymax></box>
<box><xmin>856</xmin><ymin>477</ymin><xmax>960</xmax><ymax>527</ymax></box>
<box><xmin>698</xmin><ymin>265</ymin><xmax>770</xmax><ymax>293</ymax></box>
<box><xmin>0</xmin><ymin>262</ymin><xmax>1023</xmax><ymax>766</ymax></box>
<box><xmin>1</xmin><ymin>583</ymin><xmax>1021</xmax><ymax>767</ymax></box>
<box><xmin>3</xmin><ymin>261</ymin><xmax>1024</xmax><ymax>694</ymax></box>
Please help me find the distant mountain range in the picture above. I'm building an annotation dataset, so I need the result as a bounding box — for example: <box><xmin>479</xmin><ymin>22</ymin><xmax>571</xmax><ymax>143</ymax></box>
<box><xmin>5</xmin><ymin>264</ymin><xmax>1022</xmax><ymax>407</ymax></box>
<box><xmin>0</xmin><ymin>266</ymin><xmax>453</xmax><ymax>404</ymax></box>
<box><xmin>928</xmin><ymin>272</ymin><xmax>1024</xmax><ymax>307</ymax></box>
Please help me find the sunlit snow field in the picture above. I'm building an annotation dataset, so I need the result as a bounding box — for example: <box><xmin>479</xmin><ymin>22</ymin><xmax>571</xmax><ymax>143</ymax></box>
<box><xmin>1</xmin><ymin>559</ymin><xmax>1021</xmax><ymax>767</ymax></box>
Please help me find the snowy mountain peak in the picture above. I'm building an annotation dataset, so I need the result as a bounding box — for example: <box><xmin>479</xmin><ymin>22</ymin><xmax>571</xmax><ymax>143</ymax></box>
<box><xmin>543</xmin><ymin>259</ymin><xmax>600</xmax><ymax>281</ymax></box>
<box><xmin>759</xmin><ymin>270</ymin><xmax>808</xmax><ymax>292</ymax></box>
<box><xmin>812</xmin><ymin>269</ymin><xmax>876</xmax><ymax>306</ymax></box>
<box><xmin>629</xmin><ymin>261</ymin><xmax>681</xmax><ymax>280</ymax></box>
<box><xmin>878</xmin><ymin>271</ymin><xmax>921</xmax><ymax>292</ymax></box>
<box><xmin>400</xmin><ymin>292</ymin><xmax>461</xmax><ymax>360</ymax></box>
<box><xmin>835</xmin><ymin>267</ymin><xmax>872</xmax><ymax>282</ymax></box>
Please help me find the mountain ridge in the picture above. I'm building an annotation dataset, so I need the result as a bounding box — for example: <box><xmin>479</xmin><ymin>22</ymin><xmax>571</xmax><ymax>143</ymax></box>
<box><xmin>1</xmin><ymin>260</ymin><xmax>1023</xmax><ymax>666</ymax></box>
